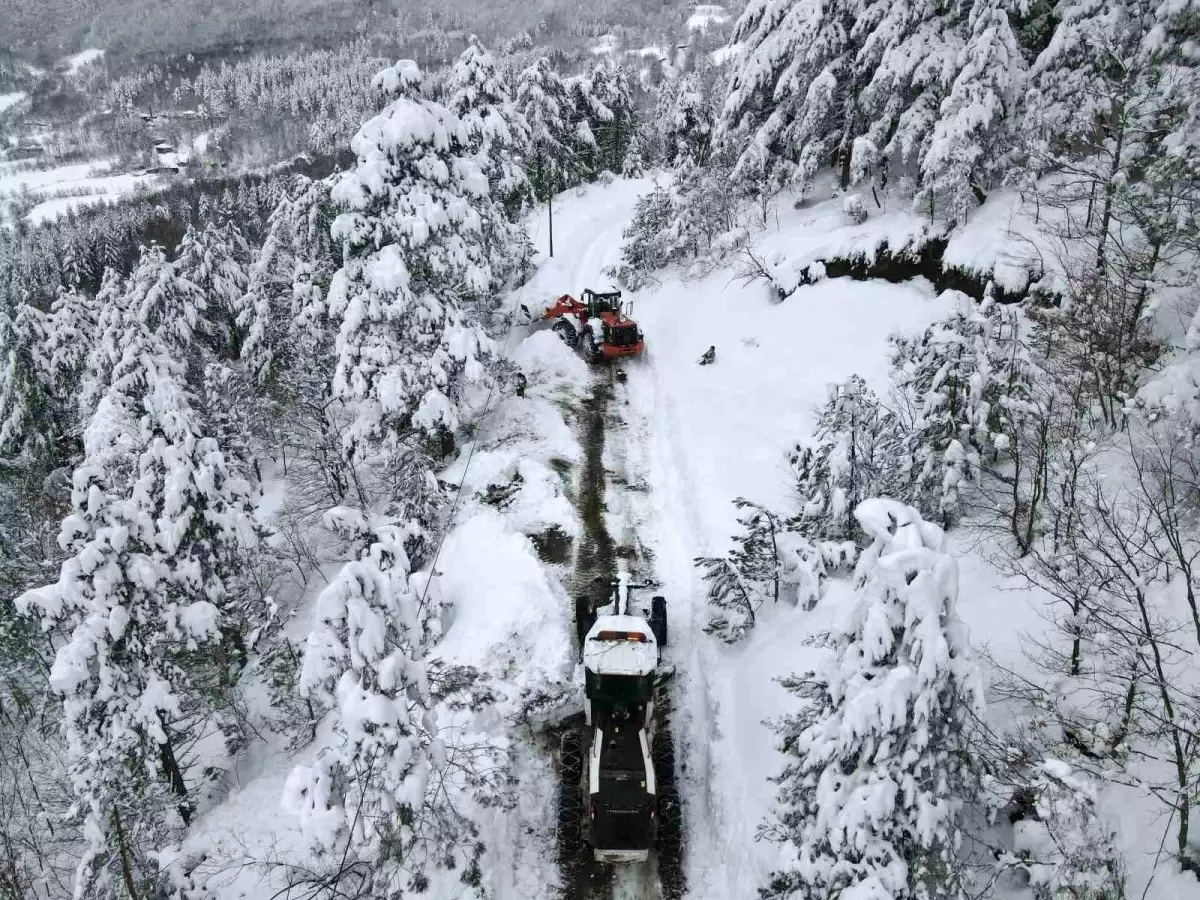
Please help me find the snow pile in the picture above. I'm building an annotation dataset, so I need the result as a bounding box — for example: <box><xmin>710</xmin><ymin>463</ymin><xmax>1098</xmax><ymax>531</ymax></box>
<box><xmin>61</xmin><ymin>48</ymin><xmax>104</xmax><ymax>74</ymax></box>
<box><xmin>0</xmin><ymin>92</ymin><xmax>27</xmax><ymax>115</ymax></box>
<box><xmin>687</xmin><ymin>4</ymin><xmax>730</xmax><ymax>30</ymax></box>
<box><xmin>943</xmin><ymin>188</ymin><xmax>1045</xmax><ymax>294</ymax></box>
<box><xmin>747</xmin><ymin>186</ymin><xmax>945</xmax><ymax>295</ymax></box>
<box><xmin>433</xmin><ymin>510</ymin><xmax>573</xmax><ymax>716</ymax></box>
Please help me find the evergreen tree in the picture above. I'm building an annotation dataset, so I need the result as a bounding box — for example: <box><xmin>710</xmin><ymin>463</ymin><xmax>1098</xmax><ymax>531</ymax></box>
<box><xmin>19</xmin><ymin>315</ymin><xmax>260</xmax><ymax>900</ymax></box>
<box><xmin>242</xmin><ymin>174</ymin><xmax>339</xmax><ymax>387</ymax></box>
<box><xmin>175</xmin><ymin>221</ymin><xmax>251</xmax><ymax>359</ymax></box>
<box><xmin>328</xmin><ymin>59</ymin><xmax>494</xmax><ymax>517</ymax></box>
<box><xmin>0</xmin><ymin>302</ymin><xmax>58</xmax><ymax>467</ymax></box>
<box><xmin>78</xmin><ymin>267</ymin><xmax>129</xmax><ymax>428</ymax></box>
<box><xmin>791</xmin><ymin>375</ymin><xmax>906</xmax><ymax>542</ymax></box>
<box><xmin>286</xmin><ymin>509</ymin><xmax>486</xmax><ymax>898</ymax></box>
<box><xmin>922</xmin><ymin>0</ymin><xmax>1024</xmax><ymax>219</ymax></box>
<box><xmin>446</xmin><ymin>36</ymin><xmax>533</xmax><ymax>288</ymax></box>
<box><xmin>46</xmin><ymin>282</ymin><xmax>102</xmax><ymax>410</ymax></box>
<box><xmin>889</xmin><ymin>291</ymin><xmax>991</xmax><ymax>524</ymax></box>
<box><xmin>720</xmin><ymin>0</ymin><xmax>865</xmax><ymax>195</ymax></box>
<box><xmin>447</xmin><ymin>36</ymin><xmax>532</xmax><ymax>219</ymax></box>
<box><xmin>516</xmin><ymin>57</ymin><xmax>574</xmax><ymax>203</ymax></box>
<box><xmin>663</xmin><ymin>68</ymin><xmax>716</xmax><ymax>168</ymax></box>
<box><xmin>761</xmin><ymin>499</ymin><xmax>983</xmax><ymax>900</ymax></box>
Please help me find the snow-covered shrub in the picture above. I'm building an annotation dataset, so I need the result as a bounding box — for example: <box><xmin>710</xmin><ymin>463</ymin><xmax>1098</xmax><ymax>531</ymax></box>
<box><xmin>791</xmin><ymin>375</ymin><xmax>907</xmax><ymax>543</ymax></box>
<box><xmin>889</xmin><ymin>291</ymin><xmax>993</xmax><ymax>524</ymax></box>
<box><xmin>760</xmin><ymin>499</ymin><xmax>983</xmax><ymax>900</ymax></box>
<box><xmin>842</xmin><ymin>193</ymin><xmax>868</xmax><ymax>225</ymax></box>
<box><xmin>698</xmin><ymin>498</ymin><xmax>858</xmax><ymax>641</ymax></box>
<box><xmin>1006</xmin><ymin>760</ymin><xmax>1125</xmax><ymax>900</ymax></box>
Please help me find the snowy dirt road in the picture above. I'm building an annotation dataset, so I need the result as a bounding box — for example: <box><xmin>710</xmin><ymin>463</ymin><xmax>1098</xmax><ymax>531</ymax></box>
<box><xmin>522</xmin><ymin>177</ymin><xmax>959</xmax><ymax>900</ymax></box>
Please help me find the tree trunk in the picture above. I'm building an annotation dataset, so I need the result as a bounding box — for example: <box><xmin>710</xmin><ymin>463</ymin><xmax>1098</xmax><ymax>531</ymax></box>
<box><xmin>112</xmin><ymin>806</ymin><xmax>140</xmax><ymax>900</ymax></box>
<box><xmin>157</xmin><ymin>719</ymin><xmax>194</xmax><ymax>827</ymax></box>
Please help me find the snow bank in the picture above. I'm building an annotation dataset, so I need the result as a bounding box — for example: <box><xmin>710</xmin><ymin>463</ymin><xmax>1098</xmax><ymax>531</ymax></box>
<box><xmin>62</xmin><ymin>48</ymin><xmax>104</xmax><ymax>74</ymax></box>
<box><xmin>943</xmin><ymin>188</ymin><xmax>1045</xmax><ymax>294</ymax></box>
<box><xmin>433</xmin><ymin>510</ymin><xmax>574</xmax><ymax>713</ymax></box>
<box><xmin>0</xmin><ymin>92</ymin><xmax>27</xmax><ymax>115</ymax></box>
<box><xmin>688</xmin><ymin>4</ymin><xmax>730</xmax><ymax>30</ymax></box>
<box><xmin>749</xmin><ymin>189</ymin><xmax>944</xmax><ymax>295</ymax></box>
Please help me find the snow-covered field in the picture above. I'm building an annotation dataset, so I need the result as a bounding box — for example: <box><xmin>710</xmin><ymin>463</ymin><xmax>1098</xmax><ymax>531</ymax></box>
<box><xmin>0</xmin><ymin>91</ymin><xmax>27</xmax><ymax>115</ymax></box>
<box><xmin>686</xmin><ymin>4</ymin><xmax>730</xmax><ymax>30</ymax></box>
<box><xmin>0</xmin><ymin>158</ymin><xmax>164</xmax><ymax>225</ymax></box>
<box><xmin>61</xmin><ymin>48</ymin><xmax>105</xmax><ymax>74</ymax></box>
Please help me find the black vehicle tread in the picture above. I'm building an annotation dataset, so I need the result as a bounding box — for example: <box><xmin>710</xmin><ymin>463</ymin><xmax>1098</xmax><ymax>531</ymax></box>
<box><xmin>650</xmin><ymin>595</ymin><xmax>667</xmax><ymax>648</ymax></box>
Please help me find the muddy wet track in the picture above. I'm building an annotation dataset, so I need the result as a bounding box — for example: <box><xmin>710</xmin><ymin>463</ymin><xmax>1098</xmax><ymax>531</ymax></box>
<box><xmin>553</xmin><ymin>365</ymin><xmax>684</xmax><ymax>900</ymax></box>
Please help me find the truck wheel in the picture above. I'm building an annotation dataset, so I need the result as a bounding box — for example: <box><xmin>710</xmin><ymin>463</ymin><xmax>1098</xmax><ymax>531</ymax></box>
<box><xmin>652</xmin><ymin>728</ymin><xmax>675</xmax><ymax>787</ymax></box>
<box><xmin>557</xmin><ymin>730</ymin><xmax>584</xmax><ymax>854</ymax></box>
<box><xmin>553</xmin><ymin>318</ymin><xmax>578</xmax><ymax>348</ymax></box>
<box><xmin>650</xmin><ymin>596</ymin><xmax>667</xmax><ymax>648</ymax></box>
<box><xmin>657</xmin><ymin>781</ymin><xmax>683</xmax><ymax>852</ymax></box>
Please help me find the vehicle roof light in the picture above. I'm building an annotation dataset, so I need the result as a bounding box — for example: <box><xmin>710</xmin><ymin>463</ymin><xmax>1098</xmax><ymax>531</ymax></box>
<box><xmin>595</xmin><ymin>630</ymin><xmax>648</xmax><ymax>642</ymax></box>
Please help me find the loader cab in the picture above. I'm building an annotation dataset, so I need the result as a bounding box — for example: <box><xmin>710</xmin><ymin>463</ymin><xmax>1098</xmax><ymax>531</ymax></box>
<box><xmin>582</xmin><ymin>288</ymin><xmax>622</xmax><ymax>318</ymax></box>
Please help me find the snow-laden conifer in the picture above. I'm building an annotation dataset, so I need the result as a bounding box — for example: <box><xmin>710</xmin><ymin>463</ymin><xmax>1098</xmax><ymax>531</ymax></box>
<box><xmin>328</xmin><ymin>59</ymin><xmax>495</xmax><ymax>474</ymax></box>
<box><xmin>761</xmin><ymin>498</ymin><xmax>983</xmax><ymax>900</ymax></box>
<box><xmin>285</xmin><ymin>508</ymin><xmax>486</xmax><ymax>898</ymax></box>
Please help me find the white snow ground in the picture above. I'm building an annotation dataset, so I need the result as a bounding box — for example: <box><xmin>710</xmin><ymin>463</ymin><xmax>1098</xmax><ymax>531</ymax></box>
<box><xmin>0</xmin><ymin>92</ymin><xmax>27</xmax><ymax>115</ymax></box>
<box><xmin>0</xmin><ymin>158</ymin><xmax>165</xmax><ymax>225</ymax></box>
<box><xmin>61</xmin><ymin>48</ymin><xmax>105</xmax><ymax>74</ymax></box>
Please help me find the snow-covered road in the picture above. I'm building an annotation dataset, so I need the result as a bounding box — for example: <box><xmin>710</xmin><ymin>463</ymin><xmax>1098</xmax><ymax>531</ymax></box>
<box><xmin>515</xmin><ymin>177</ymin><xmax>960</xmax><ymax>900</ymax></box>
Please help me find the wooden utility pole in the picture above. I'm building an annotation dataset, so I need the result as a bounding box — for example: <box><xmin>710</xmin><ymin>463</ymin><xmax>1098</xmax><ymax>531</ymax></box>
<box><xmin>548</xmin><ymin>192</ymin><xmax>554</xmax><ymax>258</ymax></box>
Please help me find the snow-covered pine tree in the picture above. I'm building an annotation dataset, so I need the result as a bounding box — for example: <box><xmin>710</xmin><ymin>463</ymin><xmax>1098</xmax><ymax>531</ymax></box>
<box><xmin>1024</xmin><ymin>0</ymin><xmax>1199</xmax><ymax>277</ymax></box>
<box><xmin>922</xmin><ymin>0</ymin><xmax>1024</xmax><ymax>221</ymax></box>
<box><xmin>286</xmin><ymin>508</ymin><xmax>486</xmax><ymax>898</ymax></box>
<box><xmin>78</xmin><ymin>267</ymin><xmax>129</xmax><ymax>428</ymax></box>
<box><xmin>0</xmin><ymin>302</ymin><xmax>58</xmax><ymax>468</ymax></box>
<box><xmin>565</xmin><ymin>70</ymin><xmax>608</xmax><ymax>185</ymax></box>
<box><xmin>328</xmin><ymin>59</ymin><xmax>494</xmax><ymax>523</ymax></box>
<box><xmin>663</xmin><ymin>68</ymin><xmax>716</xmax><ymax>168</ymax></box>
<box><xmin>889</xmin><ymin>290</ymin><xmax>991</xmax><ymax>525</ymax></box>
<box><xmin>697</xmin><ymin>498</ymin><xmax>857</xmax><ymax>641</ymax></box>
<box><xmin>18</xmin><ymin>314</ymin><xmax>261</xmax><ymax>900</ymax></box>
<box><xmin>761</xmin><ymin>498</ymin><xmax>983</xmax><ymax>900</ymax></box>
<box><xmin>46</xmin><ymin>283</ymin><xmax>101</xmax><ymax>405</ymax></box>
<box><xmin>719</xmin><ymin>0</ymin><xmax>865</xmax><ymax>196</ymax></box>
<box><xmin>587</xmin><ymin>61</ymin><xmax>637</xmax><ymax>174</ymax></box>
<box><xmin>448</xmin><ymin>36</ymin><xmax>532</xmax><ymax>217</ymax></box>
<box><xmin>850</xmin><ymin>0</ymin><xmax>962</xmax><ymax>192</ymax></box>
<box><xmin>447</xmin><ymin>36</ymin><xmax>533</xmax><ymax>287</ymax></box>
<box><xmin>517</xmin><ymin>56</ymin><xmax>574</xmax><ymax>203</ymax></box>
<box><xmin>791</xmin><ymin>375</ymin><xmax>906</xmax><ymax>542</ymax></box>
<box><xmin>241</xmin><ymin>173</ymin><xmax>339</xmax><ymax>388</ymax></box>
<box><xmin>122</xmin><ymin>242</ymin><xmax>207</xmax><ymax>366</ymax></box>
<box><xmin>175</xmin><ymin>221</ymin><xmax>251</xmax><ymax>360</ymax></box>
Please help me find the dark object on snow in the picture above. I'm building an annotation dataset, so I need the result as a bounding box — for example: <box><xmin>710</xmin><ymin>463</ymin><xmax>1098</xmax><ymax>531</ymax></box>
<box><xmin>699</xmin><ymin>346</ymin><xmax>715</xmax><ymax>366</ymax></box>
<box><xmin>515</xmin><ymin>372</ymin><xmax>527</xmax><ymax>398</ymax></box>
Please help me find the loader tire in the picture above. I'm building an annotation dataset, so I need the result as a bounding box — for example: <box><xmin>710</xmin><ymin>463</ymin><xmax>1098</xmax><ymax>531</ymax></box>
<box><xmin>553</xmin><ymin>318</ymin><xmax>578</xmax><ymax>348</ymax></box>
<box><xmin>557</xmin><ymin>730</ymin><xmax>584</xmax><ymax>855</ymax></box>
<box><xmin>652</xmin><ymin>727</ymin><xmax>675</xmax><ymax>788</ymax></box>
<box><xmin>658</xmin><ymin>785</ymin><xmax>682</xmax><ymax>846</ymax></box>
<box><xmin>650</xmin><ymin>596</ymin><xmax>667</xmax><ymax>648</ymax></box>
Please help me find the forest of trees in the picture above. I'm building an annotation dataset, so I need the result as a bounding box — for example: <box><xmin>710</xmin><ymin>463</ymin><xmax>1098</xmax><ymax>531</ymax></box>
<box><xmin>624</xmin><ymin>0</ymin><xmax>1200</xmax><ymax>895</ymax></box>
<box><xmin>0</xmin><ymin>37</ymin><xmax>641</xmax><ymax>900</ymax></box>
<box><xmin>4</xmin><ymin>0</ymin><xmax>1200</xmax><ymax>897</ymax></box>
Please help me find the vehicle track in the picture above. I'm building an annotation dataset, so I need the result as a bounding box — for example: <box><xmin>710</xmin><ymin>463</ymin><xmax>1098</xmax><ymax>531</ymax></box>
<box><xmin>554</xmin><ymin>362</ymin><xmax>684</xmax><ymax>900</ymax></box>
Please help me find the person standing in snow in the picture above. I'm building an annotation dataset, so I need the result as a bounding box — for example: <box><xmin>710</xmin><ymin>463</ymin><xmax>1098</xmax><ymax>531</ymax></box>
<box><xmin>699</xmin><ymin>345</ymin><xmax>715</xmax><ymax>365</ymax></box>
<box><xmin>515</xmin><ymin>371</ymin><xmax>527</xmax><ymax>398</ymax></box>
